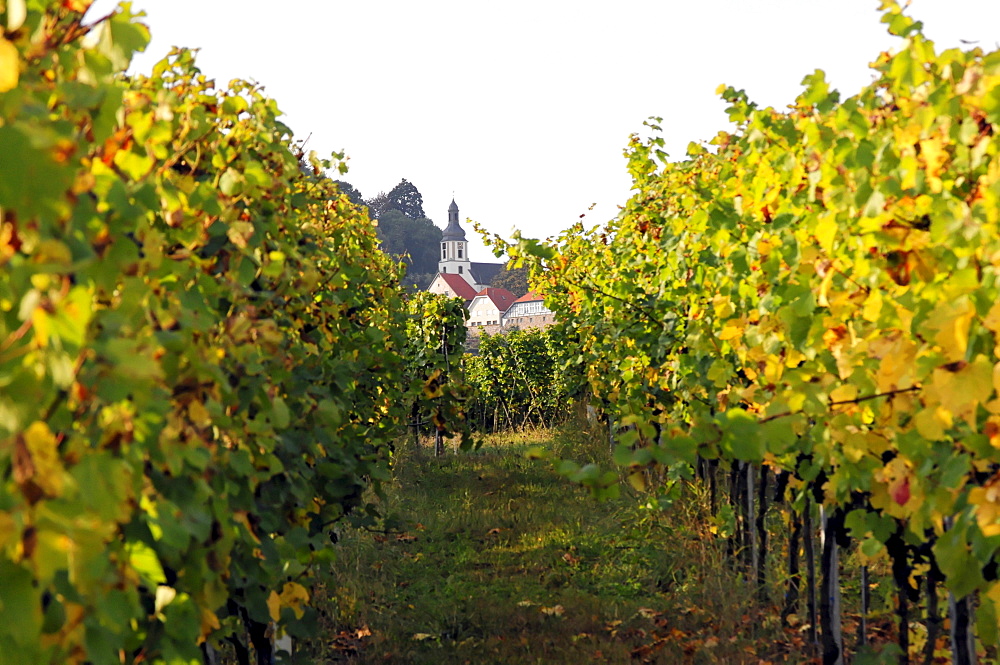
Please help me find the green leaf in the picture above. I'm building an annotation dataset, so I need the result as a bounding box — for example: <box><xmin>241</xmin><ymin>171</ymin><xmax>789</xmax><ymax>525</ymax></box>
<box><xmin>270</xmin><ymin>397</ymin><xmax>290</xmax><ymax>429</ymax></box>
<box><xmin>125</xmin><ymin>541</ymin><xmax>166</xmax><ymax>586</ymax></box>
<box><xmin>719</xmin><ymin>409</ymin><xmax>764</xmax><ymax>462</ymax></box>
<box><xmin>0</xmin><ymin>559</ymin><xmax>43</xmax><ymax>646</ymax></box>
<box><xmin>933</xmin><ymin>523</ymin><xmax>985</xmax><ymax>599</ymax></box>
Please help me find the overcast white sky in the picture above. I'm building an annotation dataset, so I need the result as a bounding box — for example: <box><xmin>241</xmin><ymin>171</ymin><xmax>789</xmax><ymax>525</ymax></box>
<box><xmin>89</xmin><ymin>1</ymin><xmax>1000</xmax><ymax>261</ymax></box>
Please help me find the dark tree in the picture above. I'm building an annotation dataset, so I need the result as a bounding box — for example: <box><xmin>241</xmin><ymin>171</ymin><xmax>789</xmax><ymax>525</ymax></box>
<box><xmin>333</xmin><ymin>180</ymin><xmax>365</xmax><ymax>208</ymax></box>
<box><xmin>489</xmin><ymin>266</ymin><xmax>529</xmax><ymax>298</ymax></box>
<box><xmin>386</xmin><ymin>178</ymin><xmax>425</xmax><ymax>219</ymax></box>
<box><xmin>364</xmin><ymin>191</ymin><xmax>391</xmax><ymax>219</ymax></box>
<box><xmin>375</xmin><ymin>209</ymin><xmax>443</xmax><ymax>277</ymax></box>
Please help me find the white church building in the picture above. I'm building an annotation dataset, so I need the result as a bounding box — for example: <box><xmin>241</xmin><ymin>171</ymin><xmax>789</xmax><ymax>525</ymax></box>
<box><xmin>426</xmin><ymin>199</ymin><xmax>504</xmax><ymax>300</ymax></box>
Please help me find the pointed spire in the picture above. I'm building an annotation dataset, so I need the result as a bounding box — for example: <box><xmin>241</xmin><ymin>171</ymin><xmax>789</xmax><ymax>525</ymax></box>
<box><xmin>442</xmin><ymin>197</ymin><xmax>466</xmax><ymax>241</ymax></box>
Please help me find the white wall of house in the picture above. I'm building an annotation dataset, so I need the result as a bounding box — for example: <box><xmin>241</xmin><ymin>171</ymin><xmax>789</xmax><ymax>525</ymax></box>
<box><xmin>503</xmin><ymin>299</ymin><xmax>552</xmax><ymax>321</ymax></box>
<box><xmin>427</xmin><ymin>274</ymin><xmax>467</xmax><ymax>300</ymax></box>
<box><xmin>467</xmin><ymin>296</ymin><xmax>503</xmax><ymax>327</ymax></box>
<box><xmin>502</xmin><ymin>298</ymin><xmax>555</xmax><ymax>330</ymax></box>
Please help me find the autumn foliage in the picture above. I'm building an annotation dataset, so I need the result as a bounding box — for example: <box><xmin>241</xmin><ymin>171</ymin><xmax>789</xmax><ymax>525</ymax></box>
<box><xmin>0</xmin><ymin>3</ymin><xmax>416</xmax><ymax>663</ymax></box>
<box><xmin>507</xmin><ymin>1</ymin><xmax>1000</xmax><ymax>655</ymax></box>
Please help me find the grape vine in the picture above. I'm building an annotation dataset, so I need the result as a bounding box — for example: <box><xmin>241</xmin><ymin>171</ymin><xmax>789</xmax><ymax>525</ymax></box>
<box><xmin>504</xmin><ymin>2</ymin><xmax>1000</xmax><ymax>658</ymax></box>
<box><xmin>1</xmin><ymin>3</ymin><xmax>413</xmax><ymax>663</ymax></box>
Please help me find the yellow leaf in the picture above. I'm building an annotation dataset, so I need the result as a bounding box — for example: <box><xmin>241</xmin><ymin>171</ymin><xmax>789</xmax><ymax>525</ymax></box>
<box><xmin>278</xmin><ymin>581</ymin><xmax>309</xmax><ymax>620</ymax></box>
<box><xmin>814</xmin><ymin>214</ymin><xmax>838</xmax><ymax>253</ymax></box>
<box><xmin>423</xmin><ymin>368</ymin><xmax>444</xmax><ymax>398</ymax></box>
<box><xmin>842</xmin><ymin>434</ymin><xmax>867</xmax><ymax>464</ymax></box>
<box><xmin>970</xmin><ymin>484</ymin><xmax>1000</xmax><ymax>537</ymax></box>
<box><xmin>862</xmin><ymin>288</ymin><xmax>883</xmax><ymax>322</ymax></box>
<box><xmin>23</xmin><ymin>421</ymin><xmax>64</xmax><ymax>497</ymax></box>
<box><xmin>984</xmin><ymin>301</ymin><xmax>1000</xmax><ymax>334</ymax></box>
<box><xmin>925</xmin><ymin>357</ymin><xmax>994</xmax><ymax>426</ymax></box>
<box><xmin>31</xmin><ymin>306</ymin><xmax>50</xmax><ymax>348</ymax></box>
<box><xmin>870</xmin><ymin>332</ymin><xmax>917</xmax><ymax>393</ymax></box>
<box><xmin>957</xmin><ymin>356</ymin><xmax>995</xmax><ymax>407</ymax></box>
<box><xmin>267</xmin><ymin>590</ymin><xmax>281</xmax><ymax>622</ymax></box>
<box><xmin>784</xmin><ymin>349</ymin><xmax>806</xmax><ymax>368</ymax></box>
<box><xmin>763</xmin><ymin>355</ymin><xmax>783</xmax><ymax>384</ymax></box>
<box><xmin>829</xmin><ymin>384</ymin><xmax>858</xmax><ymax>405</ymax></box>
<box><xmin>927</xmin><ymin>298</ymin><xmax>974</xmax><ymax>363</ymax></box>
<box><xmin>913</xmin><ymin>407</ymin><xmax>949</xmax><ymax>441</ymax></box>
<box><xmin>818</xmin><ymin>268</ymin><xmax>836</xmax><ymax>307</ymax></box>
<box><xmin>712</xmin><ymin>294</ymin><xmax>735</xmax><ymax>319</ymax></box>
<box><xmin>0</xmin><ymin>37</ymin><xmax>18</xmax><ymax>93</ymax></box>
<box><xmin>199</xmin><ymin>607</ymin><xmax>221</xmax><ymax>642</ymax></box>
<box><xmin>187</xmin><ymin>400</ymin><xmax>211</xmax><ymax>428</ymax></box>
<box><xmin>893</xmin><ymin>122</ymin><xmax>922</xmax><ymax>149</ymax></box>
<box><xmin>718</xmin><ymin>323</ymin><xmax>743</xmax><ymax>341</ymax></box>
<box><xmin>919</xmin><ymin>137</ymin><xmax>948</xmax><ymax>192</ymax></box>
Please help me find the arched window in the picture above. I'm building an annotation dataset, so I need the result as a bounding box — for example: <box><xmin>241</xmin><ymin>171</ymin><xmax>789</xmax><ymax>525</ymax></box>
<box><xmin>441</xmin><ymin>242</ymin><xmax>447</xmax><ymax>259</ymax></box>
<box><xmin>458</xmin><ymin>243</ymin><xmax>463</xmax><ymax>259</ymax></box>
<box><xmin>458</xmin><ymin>266</ymin><xmax>463</xmax><ymax>274</ymax></box>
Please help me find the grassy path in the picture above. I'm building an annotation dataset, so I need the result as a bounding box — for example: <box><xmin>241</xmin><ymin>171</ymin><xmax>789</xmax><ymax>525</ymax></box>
<box><xmin>305</xmin><ymin>429</ymin><xmax>801</xmax><ymax>664</ymax></box>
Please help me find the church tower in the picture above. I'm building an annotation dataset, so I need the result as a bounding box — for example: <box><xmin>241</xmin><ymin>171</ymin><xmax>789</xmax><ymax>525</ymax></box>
<box><xmin>439</xmin><ymin>198</ymin><xmax>474</xmax><ymax>287</ymax></box>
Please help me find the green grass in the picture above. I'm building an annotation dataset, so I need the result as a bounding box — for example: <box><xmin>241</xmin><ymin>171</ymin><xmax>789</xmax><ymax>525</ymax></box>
<box><xmin>299</xmin><ymin>424</ymin><xmax>796</xmax><ymax>664</ymax></box>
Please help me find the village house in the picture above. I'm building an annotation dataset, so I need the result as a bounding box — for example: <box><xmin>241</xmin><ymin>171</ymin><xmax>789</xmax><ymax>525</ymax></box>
<box><xmin>426</xmin><ymin>271</ymin><xmax>478</xmax><ymax>302</ymax></box>
<box><xmin>466</xmin><ymin>287</ymin><xmax>516</xmax><ymax>334</ymax></box>
<box><xmin>501</xmin><ymin>291</ymin><xmax>555</xmax><ymax>330</ymax></box>
<box><xmin>425</xmin><ymin>199</ymin><xmax>556</xmax><ymax>334</ymax></box>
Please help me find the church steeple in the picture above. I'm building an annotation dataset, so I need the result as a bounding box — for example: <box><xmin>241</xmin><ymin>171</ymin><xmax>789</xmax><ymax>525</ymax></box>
<box><xmin>439</xmin><ymin>198</ymin><xmax>473</xmax><ymax>285</ymax></box>
<box><xmin>442</xmin><ymin>198</ymin><xmax>466</xmax><ymax>242</ymax></box>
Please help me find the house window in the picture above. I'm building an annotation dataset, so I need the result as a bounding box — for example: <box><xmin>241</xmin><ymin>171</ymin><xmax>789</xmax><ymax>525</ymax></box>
<box><xmin>458</xmin><ymin>266</ymin><xmax>463</xmax><ymax>274</ymax></box>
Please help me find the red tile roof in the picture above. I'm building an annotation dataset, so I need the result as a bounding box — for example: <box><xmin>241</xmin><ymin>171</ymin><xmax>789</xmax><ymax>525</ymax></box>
<box><xmin>513</xmin><ymin>290</ymin><xmax>544</xmax><ymax>304</ymax></box>
<box><xmin>437</xmin><ymin>272</ymin><xmax>478</xmax><ymax>300</ymax></box>
<box><xmin>472</xmin><ymin>287</ymin><xmax>517</xmax><ymax>313</ymax></box>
